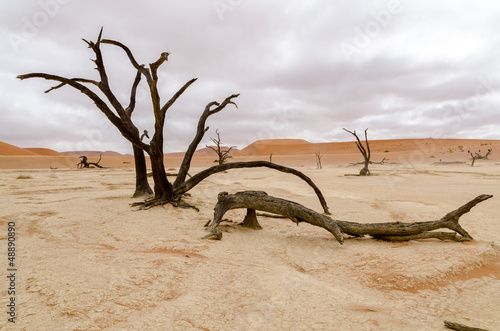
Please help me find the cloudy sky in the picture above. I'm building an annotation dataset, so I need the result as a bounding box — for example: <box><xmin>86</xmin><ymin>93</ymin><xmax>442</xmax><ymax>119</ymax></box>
<box><xmin>1</xmin><ymin>1</ymin><xmax>500</xmax><ymax>154</ymax></box>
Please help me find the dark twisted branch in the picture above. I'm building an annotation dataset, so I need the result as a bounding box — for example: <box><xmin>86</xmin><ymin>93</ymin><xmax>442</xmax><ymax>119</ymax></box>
<box><xmin>83</xmin><ymin>29</ymin><xmax>128</xmax><ymax>121</ymax></box>
<box><xmin>125</xmin><ymin>70</ymin><xmax>142</xmax><ymax>119</ymax></box>
<box><xmin>175</xmin><ymin>161</ymin><xmax>330</xmax><ymax>214</ymax></box>
<box><xmin>174</xmin><ymin>94</ymin><xmax>240</xmax><ymax>188</ymax></box>
<box><xmin>99</xmin><ymin>38</ymin><xmax>151</xmax><ymax>83</ymax></box>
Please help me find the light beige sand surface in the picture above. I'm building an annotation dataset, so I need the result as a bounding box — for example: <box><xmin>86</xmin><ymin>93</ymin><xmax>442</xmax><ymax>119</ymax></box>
<box><xmin>1</xmin><ymin>152</ymin><xmax>499</xmax><ymax>330</ymax></box>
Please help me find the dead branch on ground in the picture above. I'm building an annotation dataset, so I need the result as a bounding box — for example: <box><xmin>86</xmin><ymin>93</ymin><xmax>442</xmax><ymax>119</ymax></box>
<box><xmin>77</xmin><ymin>154</ymin><xmax>105</xmax><ymax>168</ymax></box>
<box><xmin>204</xmin><ymin>191</ymin><xmax>492</xmax><ymax>244</ymax></box>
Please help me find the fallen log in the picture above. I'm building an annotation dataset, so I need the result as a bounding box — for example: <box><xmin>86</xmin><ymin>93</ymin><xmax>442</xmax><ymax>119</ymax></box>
<box><xmin>204</xmin><ymin>191</ymin><xmax>492</xmax><ymax>244</ymax></box>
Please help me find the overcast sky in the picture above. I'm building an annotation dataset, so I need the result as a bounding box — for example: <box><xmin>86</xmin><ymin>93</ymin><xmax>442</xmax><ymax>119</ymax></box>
<box><xmin>1</xmin><ymin>1</ymin><xmax>500</xmax><ymax>154</ymax></box>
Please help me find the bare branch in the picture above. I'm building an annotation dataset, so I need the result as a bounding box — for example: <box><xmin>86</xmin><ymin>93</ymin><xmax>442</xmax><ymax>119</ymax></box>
<box><xmin>160</xmin><ymin>78</ymin><xmax>198</xmax><ymax>116</ymax></box>
<box><xmin>174</xmin><ymin>161</ymin><xmax>330</xmax><ymax>214</ymax></box>
<box><xmin>100</xmin><ymin>39</ymin><xmax>151</xmax><ymax>84</ymax></box>
<box><xmin>85</xmin><ymin>32</ymin><xmax>128</xmax><ymax>120</ymax></box>
<box><xmin>207</xmin><ymin>94</ymin><xmax>240</xmax><ymax>116</ymax></box>
<box><xmin>173</xmin><ymin>94</ymin><xmax>239</xmax><ymax>188</ymax></box>
<box><xmin>150</xmin><ymin>52</ymin><xmax>169</xmax><ymax>81</ymax></box>
<box><xmin>364</xmin><ymin>128</ymin><xmax>371</xmax><ymax>160</ymax></box>
<box><xmin>343</xmin><ymin>128</ymin><xmax>367</xmax><ymax>157</ymax></box>
<box><xmin>140</xmin><ymin>130</ymin><xmax>150</xmax><ymax>141</ymax></box>
<box><xmin>343</xmin><ymin>128</ymin><xmax>371</xmax><ymax>175</ymax></box>
<box><xmin>17</xmin><ymin>72</ymin><xmax>148</xmax><ymax>152</ymax></box>
<box><xmin>125</xmin><ymin>70</ymin><xmax>142</xmax><ymax>119</ymax></box>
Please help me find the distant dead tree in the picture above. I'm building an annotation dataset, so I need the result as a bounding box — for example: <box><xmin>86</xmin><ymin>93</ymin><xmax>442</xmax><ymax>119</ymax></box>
<box><xmin>315</xmin><ymin>152</ymin><xmax>323</xmax><ymax>169</ymax></box>
<box><xmin>343</xmin><ymin>128</ymin><xmax>371</xmax><ymax>175</ymax></box>
<box><xmin>269</xmin><ymin>153</ymin><xmax>273</xmax><ymax>163</ymax></box>
<box><xmin>19</xmin><ymin>28</ymin><xmax>331</xmax><ymax>212</ymax></box>
<box><xmin>206</xmin><ymin>129</ymin><xmax>235</xmax><ymax>165</ymax></box>
<box><xmin>468</xmin><ymin>149</ymin><xmax>492</xmax><ymax>166</ymax></box>
<box><xmin>77</xmin><ymin>155</ymin><xmax>104</xmax><ymax>168</ymax></box>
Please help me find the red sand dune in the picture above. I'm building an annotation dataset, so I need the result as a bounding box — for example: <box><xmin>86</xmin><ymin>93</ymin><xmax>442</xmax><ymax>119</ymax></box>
<box><xmin>235</xmin><ymin>138</ymin><xmax>499</xmax><ymax>156</ymax></box>
<box><xmin>1</xmin><ymin>138</ymin><xmax>498</xmax><ymax>169</ymax></box>
<box><xmin>25</xmin><ymin>148</ymin><xmax>64</xmax><ymax>156</ymax></box>
<box><xmin>61</xmin><ymin>150</ymin><xmax>124</xmax><ymax>156</ymax></box>
<box><xmin>0</xmin><ymin>141</ymin><xmax>38</xmax><ymax>155</ymax></box>
<box><xmin>166</xmin><ymin>146</ymin><xmax>239</xmax><ymax>157</ymax></box>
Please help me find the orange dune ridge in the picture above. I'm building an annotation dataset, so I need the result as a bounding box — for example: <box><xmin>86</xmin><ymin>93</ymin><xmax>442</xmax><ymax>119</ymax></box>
<box><xmin>1</xmin><ymin>138</ymin><xmax>499</xmax><ymax>169</ymax></box>
<box><xmin>0</xmin><ymin>141</ymin><xmax>39</xmax><ymax>155</ymax></box>
<box><xmin>25</xmin><ymin>148</ymin><xmax>64</xmax><ymax>156</ymax></box>
<box><xmin>235</xmin><ymin>138</ymin><xmax>500</xmax><ymax>156</ymax></box>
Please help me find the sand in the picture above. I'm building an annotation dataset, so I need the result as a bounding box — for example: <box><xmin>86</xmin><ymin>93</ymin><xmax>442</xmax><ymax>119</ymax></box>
<box><xmin>1</xmin><ymin>140</ymin><xmax>500</xmax><ymax>330</ymax></box>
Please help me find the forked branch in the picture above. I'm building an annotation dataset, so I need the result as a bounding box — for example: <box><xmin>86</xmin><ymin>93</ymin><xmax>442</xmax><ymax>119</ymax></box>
<box><xmin>174</xmin><ymin>94</ymin><xmax>240</xmax><ymax>188</ymax></box>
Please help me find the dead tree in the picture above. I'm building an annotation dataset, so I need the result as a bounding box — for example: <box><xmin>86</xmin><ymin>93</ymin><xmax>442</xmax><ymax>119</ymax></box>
<box><xmin>204</xmin><ymin>191</ymin><xmax>492</xmax><ymax>244</ymax></box>
<box><xmin>468</xmin><ymin>149</ymin><xmax>492</xmax><ymax>166</ymax></box>
<box><xmin>206</xmin><ymin>129</ymin><xmax>235</xmax><ymax>165</ymax></box>
<box><xmin>269</xmin><ymin>153</ymin><xmax>273</xmax><ymax>163</ymax></box>
<box><xmin>77</xmin><ymin>155</ymin><xmax>104</xmax><ymax>168</ymax></box>
<box><xmin>19</xmin><ymin>28</ymin><xmax>331</xmax><ymax>211</ymax></box>
<box><xmin>315</xmin><ymin>152</ymin><xmax>323</xmax><ymax>169</ymax></box>
<box><xmin>343</xmin><ymin>128</ymin><xmax>371</xmax><ymax>175</ymax></box>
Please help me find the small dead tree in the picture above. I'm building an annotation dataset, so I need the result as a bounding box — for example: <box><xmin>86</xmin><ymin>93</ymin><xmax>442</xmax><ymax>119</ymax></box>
<box><xmin>206</xmin><ymin>129</ymin><xmax>235</xmax><ymax>165</ymax></box>
<box><xmin>269</xmin><ymin>153</ymin><xmax>273</xmax><ymax>163</ymax></box>
<box><xmin>468</xmin><ymin>149</ymin><xmax>492</xmax><ymax>166</ymax></box>
<box><xmin>343</xmin><ymin>128</ymin><xmax>371</xmax><ymax>175</ymax></box>
<box><xmin>204</xmin><ymin>191</ymin><xmax>492</xmax><ymax>244</ymax></box>
<box><xmin>77</xmin><ymin>155</ymin><xmax>104</xmax><ymax>168</ymax></box>
<box><xmin>315</xmin><ymin>152</ymin><xmax>323</xmax><ymax>169</ymax></box>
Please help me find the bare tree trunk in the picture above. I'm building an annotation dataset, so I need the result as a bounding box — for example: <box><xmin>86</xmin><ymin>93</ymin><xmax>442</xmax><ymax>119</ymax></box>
<box><xmin>204</xmin><ymin>191</ymin><xmax>492</xmax><ymax>244</ymax></box>
<box><xmin>149</xmin><ymin>138</ymin><xmax>174</xmax><ymax>201</ymax></box>
<box><xmin>132</xmin><ymin>145</ymin><xmax>153</xmax><ymax>198</ymax></box>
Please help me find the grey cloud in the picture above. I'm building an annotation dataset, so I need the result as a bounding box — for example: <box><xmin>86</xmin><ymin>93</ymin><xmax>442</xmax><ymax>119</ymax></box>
<box><xmin>1</xmin><ymin>0</ymin><xmax>500</xmax><ymax>154</ymax></box>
